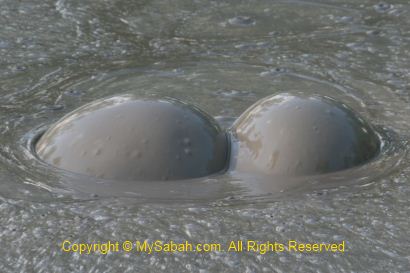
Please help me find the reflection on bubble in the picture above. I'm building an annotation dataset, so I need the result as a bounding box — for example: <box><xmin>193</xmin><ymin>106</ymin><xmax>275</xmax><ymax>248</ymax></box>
<box><xmin>230</xmin><ymin>93</ymin><xmax>381</xmax><ymax>177</ymax></box>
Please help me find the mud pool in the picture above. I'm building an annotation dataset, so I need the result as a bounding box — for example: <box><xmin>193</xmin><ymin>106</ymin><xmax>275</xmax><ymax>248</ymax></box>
<box><xmin>1</xmin><ymin>0</ymin><xmax>410</xmax><ymax>272</ymax></box>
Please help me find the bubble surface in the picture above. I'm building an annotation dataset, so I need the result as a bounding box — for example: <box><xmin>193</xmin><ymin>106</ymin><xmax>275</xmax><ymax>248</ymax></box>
<box><xmin>35</xmin><ymin>95</ymin><xmax>229</xmax><ymax>182</ymax></box>
<box><xmin>230</xmin><ymin>93</ymin><xmax>380</xmax><ymax>177</ymax></box>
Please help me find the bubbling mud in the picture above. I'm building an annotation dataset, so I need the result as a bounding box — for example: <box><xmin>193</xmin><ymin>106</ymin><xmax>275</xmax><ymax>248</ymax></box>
<box><xmin>35</xmin><ymin>95</ymin><xmax>229</xmax><ymax>181</ymax></box>
<box><xmin>229</xmin><ymin>93</ymin><xmax>381</xmax><ymax>177</ymax></box>
<box><xmin>35</xmin><ymin>92</ymin><xmax>381</xmax><ymax>194</ymax></box>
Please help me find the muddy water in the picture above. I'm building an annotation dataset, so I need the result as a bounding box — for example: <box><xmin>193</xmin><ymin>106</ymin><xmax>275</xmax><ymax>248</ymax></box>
<box><xmin>1</xmin><ymin>0</ymin><xmax>410</xmax><ymax>272</ymax></box>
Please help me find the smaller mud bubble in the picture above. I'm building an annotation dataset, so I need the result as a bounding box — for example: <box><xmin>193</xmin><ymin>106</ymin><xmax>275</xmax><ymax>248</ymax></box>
<box><xmin>35</xmin><ymin>95</ymin><xmax>229</xmax><ymax>181</ymax></box>
<box><xmin>229</xmin><ymin>93</ymin><xmax>380</xmax><ymax>177</ymax></box>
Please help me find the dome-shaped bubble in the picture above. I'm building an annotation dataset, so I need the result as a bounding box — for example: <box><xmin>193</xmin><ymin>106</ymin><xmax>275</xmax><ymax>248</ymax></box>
<box><xmin>36</xmin><ymin>95</ymin><xmax>229</xmax><ymax>181</ymax></box>
<box><xmin>230</xmin><ymin>93</ymin><xmax>380</xmax><ymax>176</ymax></box>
